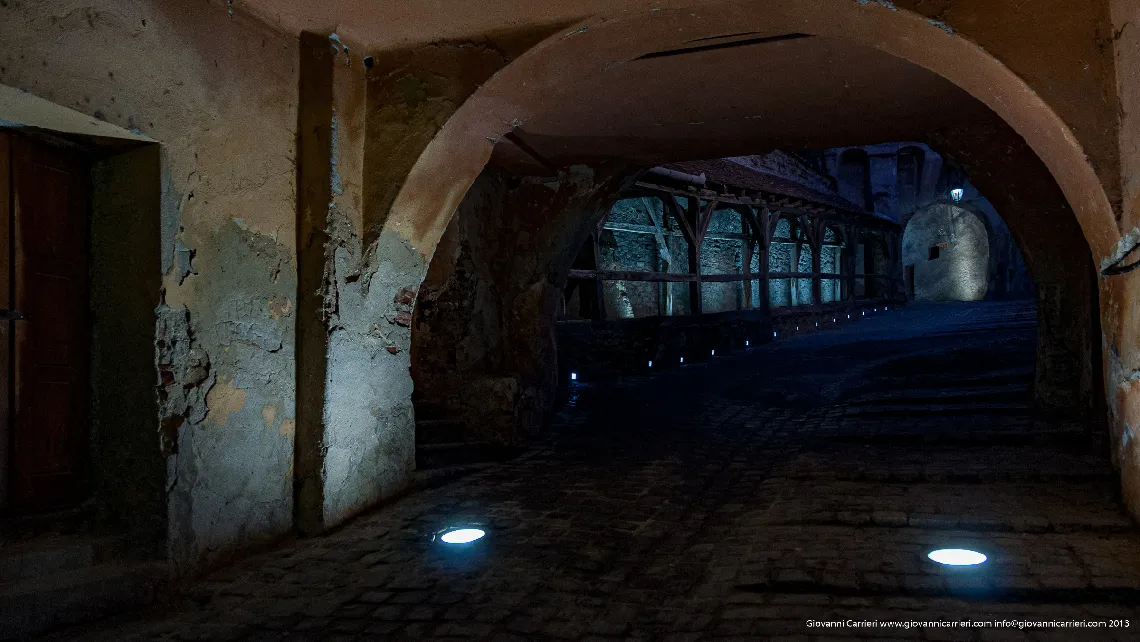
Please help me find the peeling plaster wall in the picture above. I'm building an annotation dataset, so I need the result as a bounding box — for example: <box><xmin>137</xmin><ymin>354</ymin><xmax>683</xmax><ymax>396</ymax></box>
<box><xmin>1110</xmin><ymin>0</ymin><xmax>1140</xmax><ymax>514</ymax></box>
<box><xmin>294</xmin><ymin>34</ymin><xmax>428</xmax><ymax>531</ymax></box>
<box><xmin>321</xmin><ymin>220</ymin><xmax>421</xmax><ymax>526</ymax></box>
<box><xmin>0</xmin><ymin>0</ymin><xmax>299</xmax><ymax>574</ymax></box>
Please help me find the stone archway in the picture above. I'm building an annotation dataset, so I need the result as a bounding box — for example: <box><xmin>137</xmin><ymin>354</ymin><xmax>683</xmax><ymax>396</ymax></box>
<box><xmin>902</xmin><ymin>203</ymin><xmax>991</xmax><ymax>302</ymax></box>
<box><xmin>382</xmin><ymin>3</ymin><xmax>1117</xmax><ymax>262</ymax></box>
<box><xmin>297</xmin><ymin>0</ymin><xmax>1130</xmax><ymax>532</ymax></box>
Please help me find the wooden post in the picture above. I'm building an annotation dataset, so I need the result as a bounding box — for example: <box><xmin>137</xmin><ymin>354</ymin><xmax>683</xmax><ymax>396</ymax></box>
<box><xmin>789</xmin><ymin>219</ymin><xmax>800</xmax><ymax>307</ymax></box>
<box><xmin>741</xmin><ymin>214</ymin><xmax>753</xmax><ymax>310</ymax></box>
<box><xmin>644</xmin><ymin>198</ymin><xmax>673</xmax><ymax>316</ymax></box>
<box><xmin>592</xmin><ymin>230</ymin><xmax>607</xmax><ymax>320</ymax></box>
<box><xmin>686</xmin><ymin>196</ymin><xmax>703</xmax><ymax>315</ymax></box>
<box><xmin>810</xmin><ymin>219</ymin><xmax>823</xmax><ymax>307</ymax></box>
<box><xmin>891</xmin><ymin>231</ymin><xmax>903</xmax><ymax>301</ymax></box>
<box><xmin>759</xmin><ymin>207</ymin><xmax>775</xmax><ymax>317</ymax></box>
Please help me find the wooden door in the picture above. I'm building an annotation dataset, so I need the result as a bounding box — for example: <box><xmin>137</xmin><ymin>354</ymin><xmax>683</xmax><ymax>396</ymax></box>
<box><xmin>2</xmin><ymin>133</ymin><xmax>90</xmax><ymax>511</ymax></box>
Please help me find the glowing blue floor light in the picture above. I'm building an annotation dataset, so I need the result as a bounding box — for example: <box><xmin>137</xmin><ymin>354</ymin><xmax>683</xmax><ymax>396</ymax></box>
<box><xmin>680</xmin><ymin>356</ymin><xmax>685</xmax><ymax>364</ymax></box>
<box><xmin>439</xmin><ymin>528</ymin><xmax>486</xmax><ymax>544</ymax></box>
<box><xmin>928</xmin><ymin>548</ymin><xmax>987</xmax><ymax>566</ymax></box>
<box><xmin>745</xmin><ymin>340</ymin><xmax>750</xmax><ymax>346</ymax></box>
<box><xmin>711</xmin><ymin>349</ymin><xmax>716</xmax><ymax>356</ymax></box>
<box><xmin>648</xmin><ymin>360</ymin><xmax>653</xmax><ymax>368</ymax></box>
<box><xmin>570</xmin><ymin>372</ymin><xmax>578</xmax><ymax>381</ymax></box>
<box><xmin>773</xmin><ymin>331</ymin><xmax>777</xmax><ymax>337</ymax></box>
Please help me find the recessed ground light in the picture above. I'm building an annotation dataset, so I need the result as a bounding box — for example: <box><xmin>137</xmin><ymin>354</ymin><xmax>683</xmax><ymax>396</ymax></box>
<box><xmin>815</xmin><ymin>322</ymin><xmax>819</xmax><ymax>327</ymax></box>
<box><xmin>745</xmin><ymin>340</ymin><xmax>750</xmax><ymax>346</ymax></box>
<box><xmin>874</xmin><ymin>308</ymin><xmax>878</xmax><ymax>312</ymax></box>
<box><xmin>570</xmin><ymin>372</ymin><xmax>578</xmax><ymax>381</ymax></box>
<box><xmin>832</xmin><ymin>318</ymin><xmax>836</xmax><ymax>323</ymax></box>
<box><xmin>439</xmin><ymin>528</ymin><xmax>486</xmax><ymax>544</ymax></box>
<box><xmin>648</xmin><ymin>360</ymin><xmax>653</xmax><ymax>368</ymax></box>
<box><xmin>885</xmin><ymin>306</ymin><xmax>889</xmax><ymax>311</ymax></box>
<box><xmin>847</xmin><ymin>314</ymin><xmax>850</xmax><ymax>319</ymax></box>
<box><xmin>950</xmin><ymin>187</ymin><xmax>965</xmax><ymax>202</ymax></box>
<box><xmin>680</xmin><ymin>356</ymin><xmax>685</xmax><ymax>364</ymax></box>
<box><xmin>711</xmin><ymin>349</ymin><xmax>716</xmax><ymax>356</ymax></box>
<box><xmin>928</xmin><ymin>548</ymin><xmax>987</xmax><ymax>566</ymax></box>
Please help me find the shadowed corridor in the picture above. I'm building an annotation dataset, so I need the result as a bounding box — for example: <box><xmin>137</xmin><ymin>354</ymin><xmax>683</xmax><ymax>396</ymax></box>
<box><xmin>60</xmin><ymin>301</ymin><xmax>1140</xmax><ymax>640</ymax></box>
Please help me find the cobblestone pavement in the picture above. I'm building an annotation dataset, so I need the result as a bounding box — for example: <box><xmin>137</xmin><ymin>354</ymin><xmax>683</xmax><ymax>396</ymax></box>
<box><xmin>65</xmin><ymin>301</ymin><xmax>1140</xmax><ymax>640</ymax></box>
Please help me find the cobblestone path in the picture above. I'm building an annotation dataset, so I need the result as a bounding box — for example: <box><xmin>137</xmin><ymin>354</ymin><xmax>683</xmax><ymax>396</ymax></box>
<box><xmin>66</xmin><ymin>301</ymin><xmax>1140</xmax><ymax>640</ymax></box>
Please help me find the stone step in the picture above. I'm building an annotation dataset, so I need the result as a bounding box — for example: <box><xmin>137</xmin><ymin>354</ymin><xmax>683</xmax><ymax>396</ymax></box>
<box><xmin>0</xmin><ymin>560</ymin><xmax>167</xmax><ymax>639</ymax></box>
<box><xmin>0</xmin><ymin>534</ymin><xmax>127</xmax><ymax>583</ymax></box>
<box><xmin>841</xmin><ymin>402</ymin><xmax>1032</xmax><ymax>418</ymax></box>
<box><xmin>415</xmin><ymin>442</ymin><xmax>521</xmax><ymax>470</ymax></box>
<box><xmin>415</xmin><ymin>419</ymin><xmax>469</xmax><ymax>446</ymax></box>
<box><xmin>845</xmin><ymin>389</ymin><xmax>1030</xmax><ymax>407</ymax></box>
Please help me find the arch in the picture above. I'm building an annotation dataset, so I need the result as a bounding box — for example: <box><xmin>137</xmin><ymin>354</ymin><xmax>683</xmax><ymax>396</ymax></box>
<box><xmin>902</xmin><ymin>202</ymin><xmax>991</xmax><ymax>302</ymax></box>
<box><xmin>389</xmin><ymin>0</ymin><xmax>1118</xmax><ymax>474</ymax></box>
<box><xmin>384</xmin><ymin>1</ymin><xmax>1117</xmax><ymax>268</ymax></box>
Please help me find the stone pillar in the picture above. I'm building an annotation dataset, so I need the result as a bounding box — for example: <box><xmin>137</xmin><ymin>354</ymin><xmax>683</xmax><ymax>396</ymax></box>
<box><xmin>295</xmin><ymin>32</ymin><xmax>403</xmax><ymax>536</ymax></box>
<box><xmin>294</xmin><ymin>33</ymin><xmax>523</xmax><ymax>534</ymax></box>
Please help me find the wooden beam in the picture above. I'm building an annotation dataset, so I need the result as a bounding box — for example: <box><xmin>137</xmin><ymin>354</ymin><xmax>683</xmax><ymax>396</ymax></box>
<box><xmin>568</xmin><ymin>269</ymin><xmax>695</xmax><ymax>282</ymax></box>
<box><xmin>696</xmin><ymin>199</ymin><xmax>718</xmax><ymax>246</ymax></box>
<box><xmin>757</xmin><ymin>207</ymin><xmax>771</xmax><ymax>316</ymax></box>
<box><xmin>661</xmin><ymin>193</ymin><xmax>696</xmax><ymax>247</ymax></box>
<box><xmin>566</xmin><ymin>269</ymin><xmax>845</xmax><ymax>283</ymax></box>
<box><xmin>636</xmin><ymin>199</ymin><xmax>673</xmax><ymax>267</ymax></box>
<box><xmin>686</xmin><ymin>196</ymin><xmax>703</xmax><ymax>314</ymax></box>
<box><xmin>603</xmin><ymin>221</ymin><xmax>752</xmax><ymax>243</ymax></box>
<box><xmin>634</xmin><ymin>181</ymin><xmax>889</xmax><ymax>225</ymax></box>
<box><xmin>592</xmin><ymin>232</ymin><xmax>606</xmax><ymax>320</ymax></box>
<box><xmin>729</xmin><ymin>203</ymin><xmax>765</xmax><ymax>244</ymax></box>
<box><xmin>741</xmin><ymin>215</ymin><xmax>753</xmax><ymax>310</ymax></box>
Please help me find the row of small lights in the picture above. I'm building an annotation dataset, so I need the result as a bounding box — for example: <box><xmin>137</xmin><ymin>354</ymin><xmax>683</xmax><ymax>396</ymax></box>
<box><xmin>436</xmin><ymin>526</ymin><xmax>987</xmax><ymax>568</ymax></box>
<box><xmin>569</xmin><ymin>305</ymin><xmax>890</xmax><ymax>382</ymax></box>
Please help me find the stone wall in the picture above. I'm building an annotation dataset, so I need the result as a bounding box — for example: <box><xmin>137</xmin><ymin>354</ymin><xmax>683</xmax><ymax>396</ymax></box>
<box><xmin>412</xmin><ymin>164</ymin><xmax>636</xmax><ymax>445</ymax></box>
<box><xmin>0</xmin><ymin>0</ymin><xmax>301</xmax><ymax>575</ymax></box>
<box><xmin>826</xmin><ymin>142</ymin><xmax>1033</xmax><ymax>300</ymax></box>
<box><xmin>903</xmin><ymin>203</ymin><xmax>991</xmax><ymax>301</ymax></box>
<box><xmin>927</xmin><ymin>117</ymin><xmax>1102</xmax><ymax>424</ymax></box>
